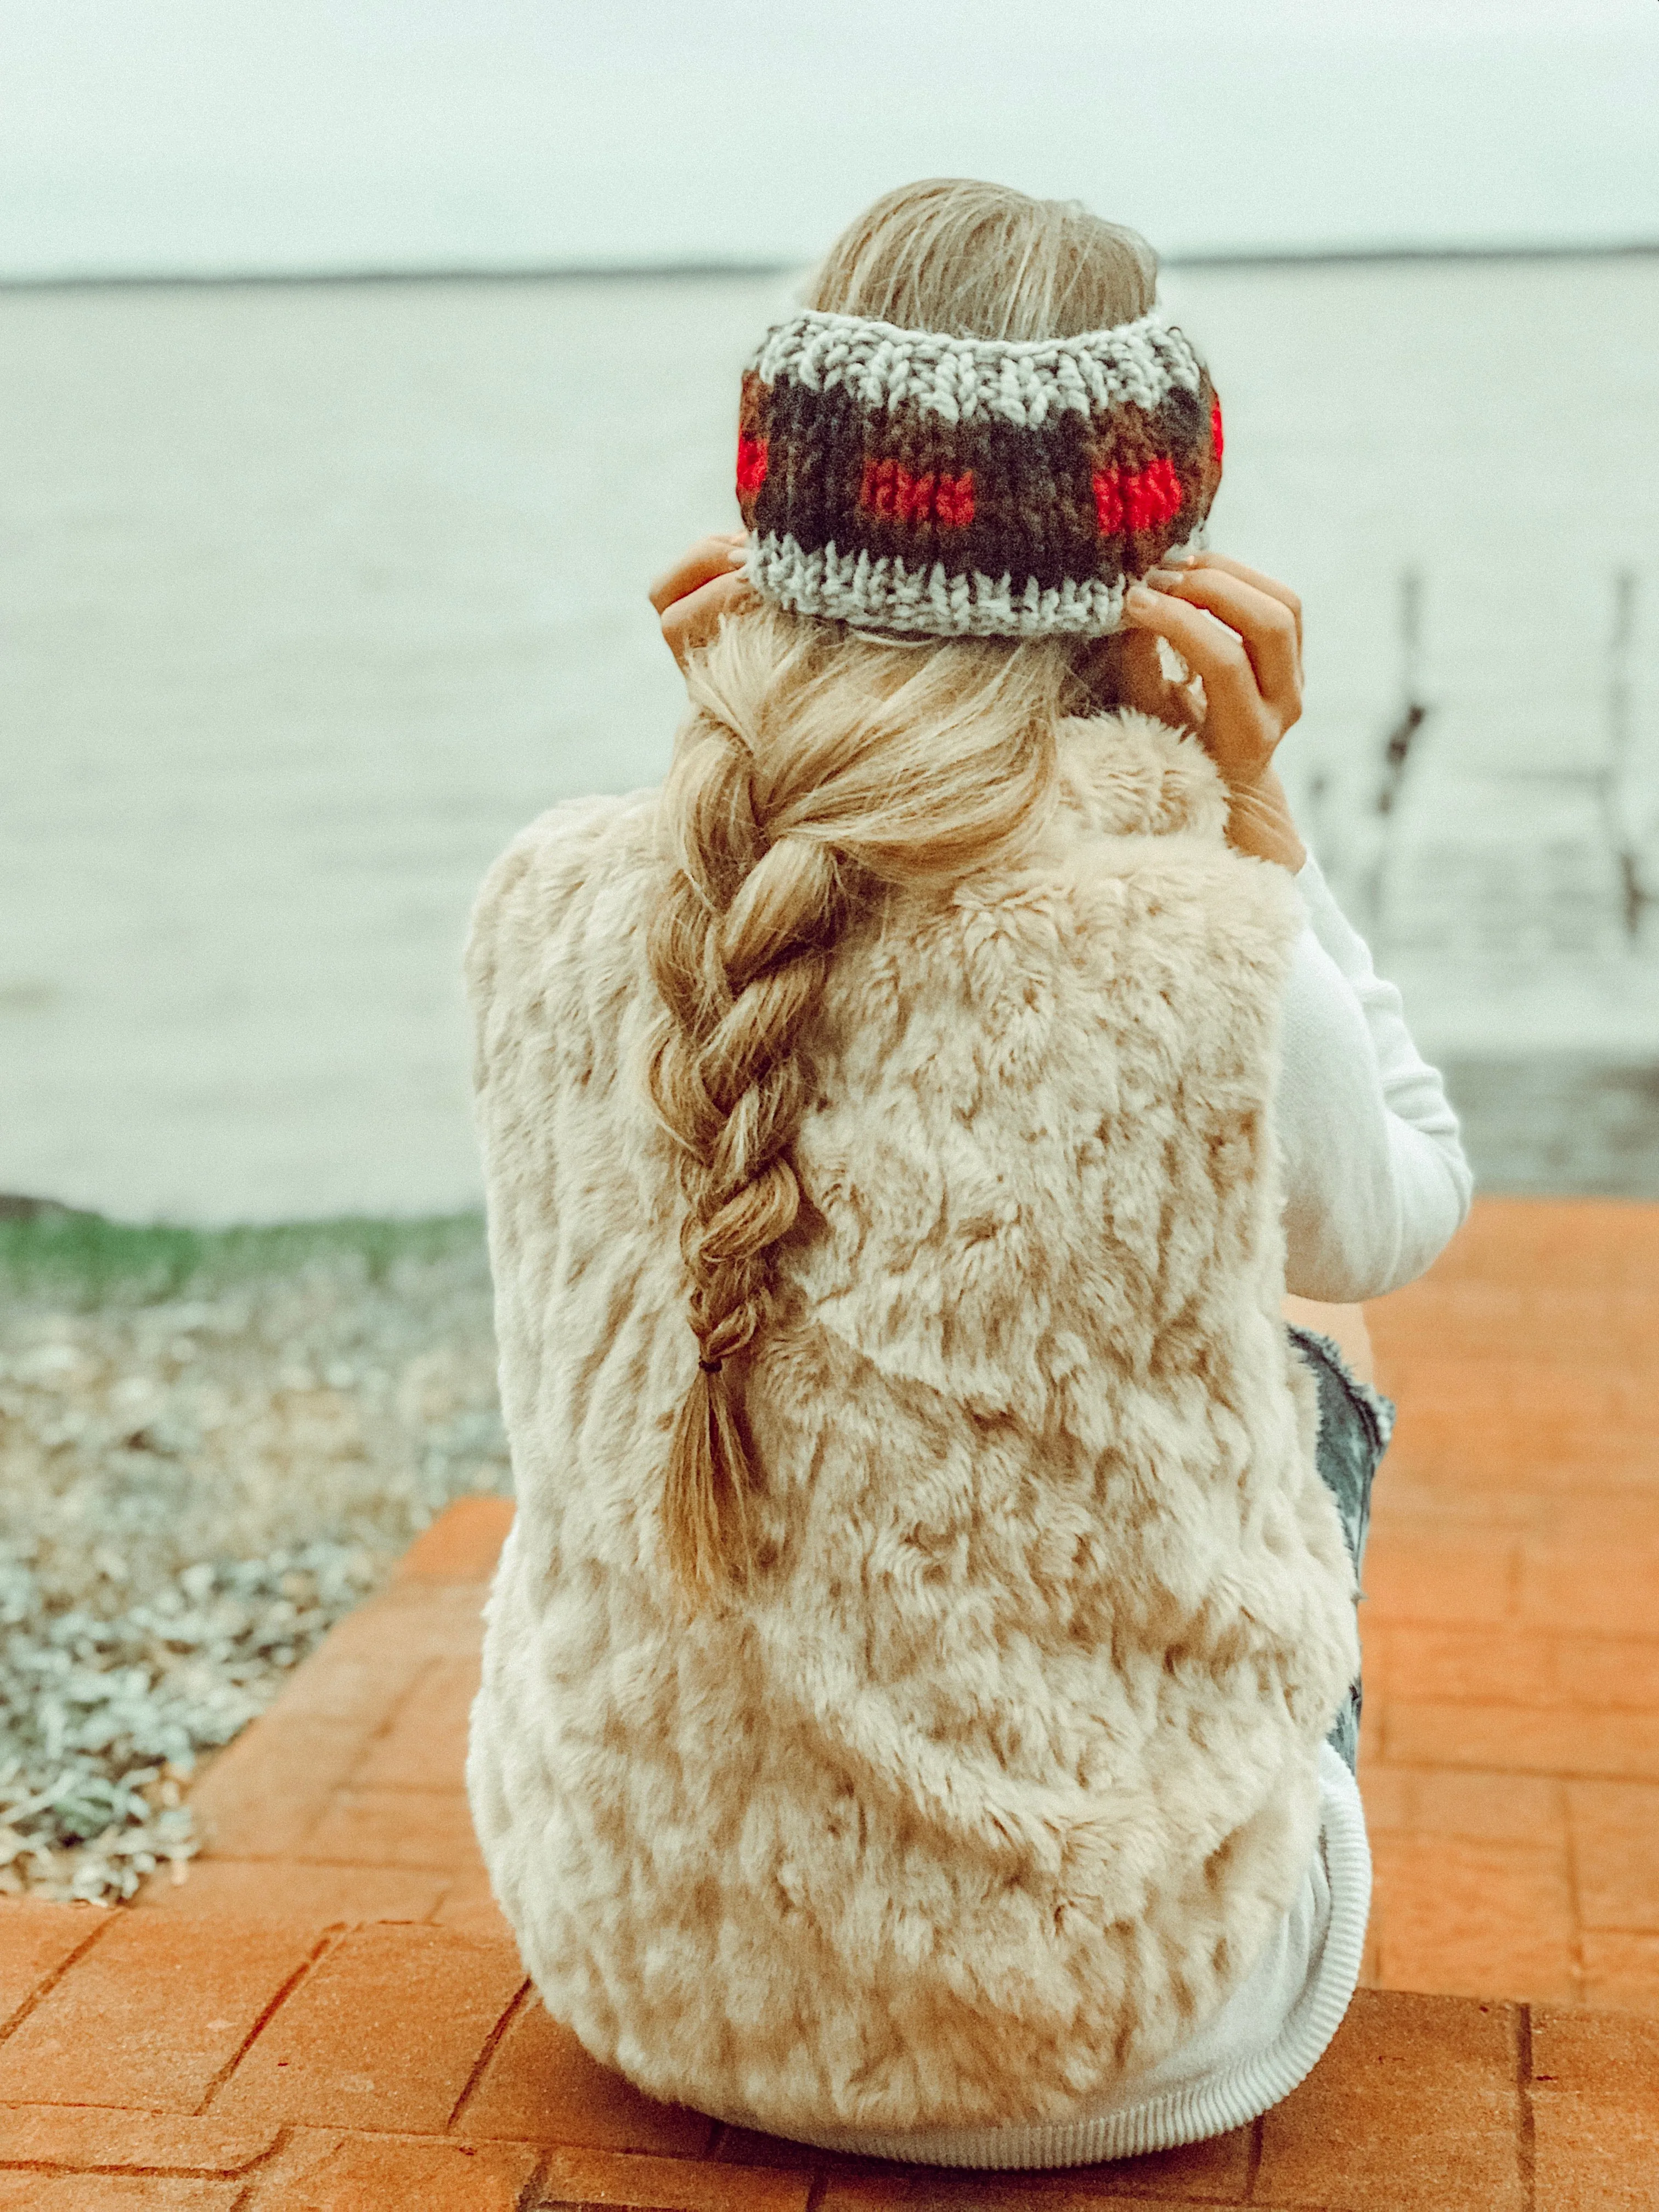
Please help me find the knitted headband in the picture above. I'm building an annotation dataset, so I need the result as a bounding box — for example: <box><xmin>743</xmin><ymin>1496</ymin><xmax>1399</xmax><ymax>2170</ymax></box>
<box><xmin>735</xmin><ymin>307</ymin><xmax>1223</xmax><ymax>640</ymax></box>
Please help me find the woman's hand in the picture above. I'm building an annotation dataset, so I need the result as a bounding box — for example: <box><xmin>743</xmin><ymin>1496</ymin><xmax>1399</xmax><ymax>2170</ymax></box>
<box><xmin>648</xmin><ymin>532</ymin><xmax>753</xmax><ymax>672</ymax></box>
<box><xmin>1119</xmin><ymin>552</ymin><xmax>1309</xmax><ymax>873</ymax></box>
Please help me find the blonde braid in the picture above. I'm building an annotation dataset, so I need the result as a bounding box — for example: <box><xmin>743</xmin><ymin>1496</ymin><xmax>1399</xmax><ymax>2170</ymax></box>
<box><xmin>647</xmin><ymin>603</ymin><xmax>1072</xmax><ymax>1592</ymax></box>
<box><xmin>646</xmin><ymin>651</ymin><xmax>851</xmax><ymax>1591</ymax></box>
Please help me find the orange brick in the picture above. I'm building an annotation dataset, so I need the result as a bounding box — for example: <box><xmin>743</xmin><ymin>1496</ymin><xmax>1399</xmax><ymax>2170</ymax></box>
<box><xmin>1360</xmin><ymin>1765</ymin><xmax>1567</xmax><ymax>1848</ymax></box>
<box><xmin>398</xmin><ymin>1497</ymin><xmax>515</xmax><ymax>1583</ymax></box>
<box><xmin>251</xmin><ymin>2129</ymin><xmax>540</xmax><ymax>2211</ymax></box>
<box><xmin>0</xmin><ymin>2107</ymin><xmax>280</xmax><ymax>2172</ymax></box>
<box><xmin>1581</xmin><ymin>1934</ymin><xmax>1659</xmax><ymax>2015</ymax></box>
<box><xmin>353</xmin><ymin>1655</ymin><xmax>481</xmax><ymax>1790</ymax></box>
<box><xmin>1265</xmin><ymin>2088</ymin><xmax>1531</xmax><ymax>2212</ymax></box>
<box><xmin>294</xmin><ymin>1580</ymin><xmax>476</xmax><ymax>1664</ymax></box>
<box><xmin>431</xmin><ymin>1871</ymin><xmax>513</xmax><ymax>1940</ymax></box>
<box><xmin>296</xmin><ymin>1787</ymin><xmax>484</xmax><ymax>1874</ymax></box>
<box><xmin>187</xmin><ymin>1715</ymin><xmax>371</xmax><ymax>1858</ymax></box>
<box><xmin>703</xmin><ymin>2125</ymin><xmax>820</xmax><ymax>2170</ymax></box>
<box><xmin>1356</xmin><ymin>1690</ymin><xmax>1385</xmax><ymax>1769</ymax></box>
<box><xmin>1375</xmin><ymin>1482</ymin><xmax>1545</xmax><ymax>1536</ymax></box>
<box><xmin>321</xmin><ymin>1577</ymin><xmax>493</xmax><ymax>1664</ymax></box>
<box><xmin>1358</xmin><ymin>1922</ymin><xmax>1383</xmax><ymax>1987</ymax></box>
<box><xmin>534</xmin><ymin>2148</ymin><xmax>810</xmax><ymax>2211</ymax></box>
<box><xmin>819</xmin><ymin>2170</ymin><xmax>1246</xmax><ymax>2210</ymax></box>
<box><xmin>1386</xmin><ymin>1700</ymin><xmax>1659</xmax><ymax>1783</ymax></box>
<box><xmin>1388</xmin><ymin>1420</ymin><xmax>1652</xmax><ymax>1497</ymax></box>
<box><xmin>0</xmin><ymin>1900</ymin><xmax>109</xmax><ymax>2027</ymax></box>
<box><xmin>1370</xmin><ymin>1281</ymin><xmax>1659</xmax><ymax>1368</ymax></box>
<box><xmin>1568</xmin><ymin>1781</ymin><xmax>1659</xmax><ymax>1931</ymax></box>
<box><xmin>1531</xmin><ymin>2006</ymin><xmax>1659</xmax><ymax>2103</ymax></box>
<box><xmin>0</xmin><ymin>1911</ymin><xmax>315</xmax><ymax>2113</ymax></box>
<box><xmin>1531</xmin><ymin>2091</ymin><xmax>1659</xmax><ymax>2212</ymax></box>
<box><xmin>1361</xmin><ymin>1532</ymin><xmax>1516</xmax><ymax>1627</ymax></box>
<box><xmin>1369</xmin><ymin>1835</ymin><xmax>1578</xmax><ymax>2003</ymax></box>
<box><xmin>1316</xmin><ymin>1984</ymin><xmax>1517</xmax><ymax>2083</ymax></box>
<box><xmin>136</xmin><ymin>1857</ymin><xmax>450</xmax><ymax>1929</ymax></box>
<box><xmin>1537</xmin><ymin>1496</ymin><xmax>1659</xmax><ymax>1552</ymax></box>
<box><xmin>248</xmin><ymin>1622</ymin><xmax>432</xmax><ymax>1733</ymax></box>
<box><xmin>1404</xmin><ymin>1197</ymin><xmax>1659</xmax><ymax>1291</ymax></box>
<box><xmin>1256</xmin><ymin>1988</ymin><xmax>1523</xmax><ymax>2209</ymax></box>
<box><xmin>1376</xmin><ymin>1624</ymin><xmax>1559</xmax><ymax>1706</ymax></box>
<box><xmin>0</xmin><ymin>2181</ymin><xmax>246</xmax><ymax>2209</ymax></box>
<box><xmin>211</xmin><ymin>1923</ymin><xmax>524</xmax><ymax>2135</ymax></box>
<box><xmin>1380</xmin><ymin>1203</ymin><xmax>1645</xmax><ymax>1291</ymax></box>
<box><xmin>1551</xmin><ymin>1634</ymin><xmax>1659</xmax><ymax>1712</ymax></box>
<box><xmin>459</xmin><ymin>1990</ymin><xmax>712</xmax><ymax>2155</ymax></box>
<box><xmin>1520</xmin><ymin>1547</ymin><xmax>1659</xmax><ymax>1639</ymax></box>
<box><xmin>1357</xmin><ymin>1761</ymin><xmax>1414</xmax><ymax>1832</ymax></box>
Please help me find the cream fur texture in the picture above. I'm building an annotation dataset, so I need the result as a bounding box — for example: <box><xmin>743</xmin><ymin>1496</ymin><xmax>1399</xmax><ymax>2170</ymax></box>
<box><xmin>464</xmin><ymin>710</ymin><xmax>1359</xmax><ymax>2138</ymax></box>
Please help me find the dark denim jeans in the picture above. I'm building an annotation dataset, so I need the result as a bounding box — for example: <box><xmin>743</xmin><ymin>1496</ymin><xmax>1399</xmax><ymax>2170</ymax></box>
<box><xmin>1287</xmin><ymin>1325</ymin><xmax>1396</xmax><ymax>1774</ymax></box>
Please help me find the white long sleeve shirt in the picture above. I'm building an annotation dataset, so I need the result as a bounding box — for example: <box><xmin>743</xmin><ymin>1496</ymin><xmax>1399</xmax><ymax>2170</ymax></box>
<box><xmin>1281</xmin><ymin>856</ymin><xmax>1472</xmax><ymax>1301</ymax></box>
<box><xmin>808</xmin><ymin>856</ymin><xmax>1472</xmax><ymax>2171</ymax></box>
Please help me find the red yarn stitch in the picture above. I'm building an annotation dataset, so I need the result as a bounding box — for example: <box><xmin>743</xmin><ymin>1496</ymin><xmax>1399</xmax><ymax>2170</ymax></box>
<box><xmin>934</xmin><ymin>471</ymin><xmax>974</xmax><ymax>527</ymax></box>
<box><xmin>736</xmin><ymin>435</ymin><xmax>769</xmax><ymax>499</ymax></box>
<box><xmin>1092</xmin><ymin>469</ymin><xmax>1125</xmax><ymax>534</ymax></box>
<box><xmin>1211</xmin><ymin>397</ymin><xmax>1224</xmax><ymax>466</ymax></box>
<box><xmin>1128</xmin><ymin>456</ymin><xmax>1182</xmax><ymax>531</ymax></box>
<box><xmin>1092</xmin><ymin>458</ymin><xmax>1183</xmax><ymax>537</ymax></box>
<box><xmin>859</xmin><ymin>458</ymin><xmax>974</xmax><ymax>528</ymax></box>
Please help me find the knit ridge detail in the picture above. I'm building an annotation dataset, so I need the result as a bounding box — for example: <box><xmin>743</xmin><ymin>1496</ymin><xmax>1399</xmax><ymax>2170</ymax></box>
<box><xmin>735</xmin><ymin>307</ymin><xmax>1224</xmax><ymax>636</ymax></box>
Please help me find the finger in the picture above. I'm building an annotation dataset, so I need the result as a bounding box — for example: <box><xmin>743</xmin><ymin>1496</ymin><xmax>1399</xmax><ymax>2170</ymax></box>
<box><xmin>1142</xmin><ymin>566</ymin><xmax>1301</xmax><ymax>725</ymax></box>
<box><xmin>1121</xmin><ymin>586</ymin><xmax>1269</xmax><ymax>739</ymax></box>
<box><xmin>1112</xmin><ymin>629</ymin><xmax>1201</xmax><ymax>732</ymax></box>
<box><xmin>660</xmin><ymin>570</ymin><xmax>753</xmax><ymax>672</ymax></box>
<box><xmin>648</xmin><ymin>533</ymin><xmax>749</xmax><ymax>617</ymax></box>
<box><xmin>1172</xmin><ymin>551</ymin><xmax>1302</xmax><ymax>652</ymax></box>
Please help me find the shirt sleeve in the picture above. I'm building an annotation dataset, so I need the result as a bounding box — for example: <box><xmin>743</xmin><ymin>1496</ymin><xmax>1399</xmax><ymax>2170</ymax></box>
<box><xmin>1277</xmin><ymin>854</ymin><xmax>1474</xmax><ymax>1302</ymax></box>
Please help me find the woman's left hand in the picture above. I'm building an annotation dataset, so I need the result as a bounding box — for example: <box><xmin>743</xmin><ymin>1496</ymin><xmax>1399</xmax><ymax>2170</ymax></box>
<box><xmin>1119</xmin><ymin>552</ymin><xmax>1309</xmax><ymax>872</ymax></box>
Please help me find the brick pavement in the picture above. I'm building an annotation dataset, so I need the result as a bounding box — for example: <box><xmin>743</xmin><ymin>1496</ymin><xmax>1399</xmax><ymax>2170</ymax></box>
<box><xmin>1361</xmin><ymin>1198</ymin><xmax>1659</xmax><ymax>2016</ymax></box>
<box><xmin>3</xmin><ymin>1195</ymin><xmax>1656</xmax><ymax>2207</ymax></box>
<box><xmin>2</xmin><ymin>1904</ymin><xmax>1656</xmax><ymax>2207</ymax></box>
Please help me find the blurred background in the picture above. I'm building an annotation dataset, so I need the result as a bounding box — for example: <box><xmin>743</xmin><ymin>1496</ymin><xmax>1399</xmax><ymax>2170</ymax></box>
<box><xmin>3</xmin><ymin>0</ymin><xmax>1659</xmax><ymax>1223</ymax></box>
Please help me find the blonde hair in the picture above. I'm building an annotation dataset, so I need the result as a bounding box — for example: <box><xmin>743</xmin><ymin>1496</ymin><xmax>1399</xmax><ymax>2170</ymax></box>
<box><xmin>647</xmin><ymin>179</ymin><xmax>1159</xmax><ymax>1593</ymax></box>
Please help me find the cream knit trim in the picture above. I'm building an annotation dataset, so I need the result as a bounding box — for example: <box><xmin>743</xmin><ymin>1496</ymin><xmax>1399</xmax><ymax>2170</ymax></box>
<box><xmin>751</xmin><ymin>308</ymin><xmax>1205</xmax><ymax>427</ymax></box>
<box><xmin>744</xmin><ymin>530</ymin><xmax>1205</xmax><ymax>638</ymax></box>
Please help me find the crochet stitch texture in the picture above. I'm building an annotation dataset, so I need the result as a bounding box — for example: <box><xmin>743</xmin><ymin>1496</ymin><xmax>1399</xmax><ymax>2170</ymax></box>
<box><xmin>737</xmin><ymin>309</ymin><xmax>1224</xmax><ymax>636</ymax></box>
<box><xmin>465</xmin><ymin>712</ymin><xmax>1358</xmax><ymax>2138</ymax></box>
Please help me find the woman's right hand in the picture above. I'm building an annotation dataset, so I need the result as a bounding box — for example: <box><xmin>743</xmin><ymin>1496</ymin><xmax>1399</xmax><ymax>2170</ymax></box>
<box><xmin>648</xmin><ymin>532</ymin><xmax>753</xmax><ymax>672</ymax></box>
<box><xmin>1119</xmin><ymin>551</ymin><xmax>1310</xmax><ymax>873</ymax></box>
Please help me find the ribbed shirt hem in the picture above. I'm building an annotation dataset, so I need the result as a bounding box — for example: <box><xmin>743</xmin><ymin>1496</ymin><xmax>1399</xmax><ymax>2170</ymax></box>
<box><xmin>766</xmin><ymin>1746</ymin><xmax>1371</xmax><ymax>2171</ymax></box>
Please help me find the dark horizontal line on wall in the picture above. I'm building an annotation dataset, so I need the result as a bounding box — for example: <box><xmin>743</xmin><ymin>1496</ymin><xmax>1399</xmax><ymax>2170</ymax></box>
<box><xmin>4</xmin><ymin>238</ymin><xmax>1658</xmax><ymax>291</ymax></box>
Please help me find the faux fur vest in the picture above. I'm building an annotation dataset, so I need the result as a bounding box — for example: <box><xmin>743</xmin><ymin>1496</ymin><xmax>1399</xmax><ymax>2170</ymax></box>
<box><xmin>465</xmin><ymin>710</ymin><xmax>1358</xmax><ymax>2138</ymax></box>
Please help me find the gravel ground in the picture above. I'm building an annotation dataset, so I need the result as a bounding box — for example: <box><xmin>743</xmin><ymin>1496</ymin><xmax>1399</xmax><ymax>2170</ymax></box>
<box><xmin>0</xmin><ymin>1210</ymin><xmax>504</xmax><ymax>1904</ymax></box>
